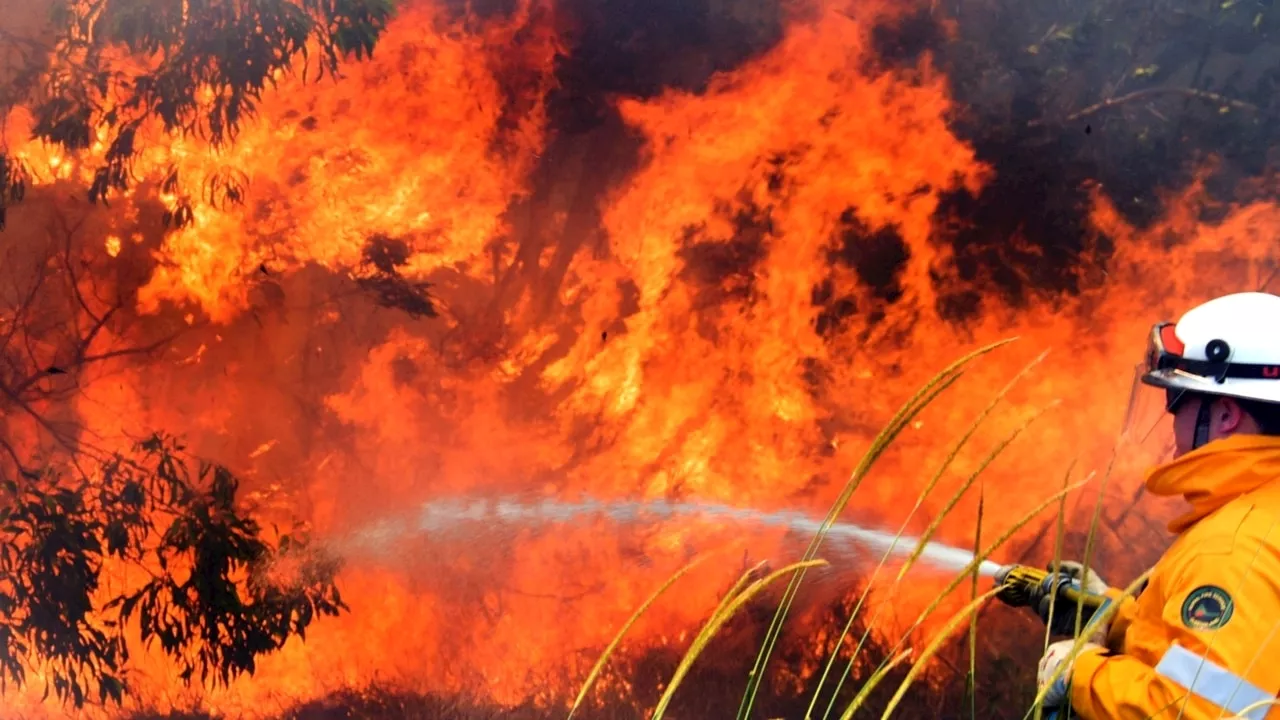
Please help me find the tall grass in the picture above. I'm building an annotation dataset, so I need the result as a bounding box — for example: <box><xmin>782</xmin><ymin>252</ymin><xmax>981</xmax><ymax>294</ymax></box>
<box><xmin>809</xmin><ymin>350</ymin><xmax>1050</xmax><ymax>720</ymax></box>
<box><xmin>569</xmin><ymin>339</ymin><xmax>1122</xmax><ymax>720</ymax></box>
<box><xmin>737</xmin><ymin>338</ymin><xmax>1016</xmax><ymax>720</ymax></box>
<box><xmin>567</xmin><ymin>551</ymin><xmax>718</xmax><ymax>720</ymax></box>
<box><xmin>965</xmin><ymin>482</ymin><xmax>984</xmax><ymax>720</ymax></box>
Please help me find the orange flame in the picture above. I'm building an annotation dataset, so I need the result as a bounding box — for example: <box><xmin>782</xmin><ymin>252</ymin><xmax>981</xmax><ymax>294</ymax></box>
<box><xmin>3</xmin><ymin>0</ymin><xmax>1279</xmax><ymax>716</ymax></box>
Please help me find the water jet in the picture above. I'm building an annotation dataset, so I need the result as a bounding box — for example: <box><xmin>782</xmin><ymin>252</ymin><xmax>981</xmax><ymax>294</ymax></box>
<box><xmin>331</xmin><ymin>494</ymin><xmax>1001</xmax><ymax>577</ymax></box>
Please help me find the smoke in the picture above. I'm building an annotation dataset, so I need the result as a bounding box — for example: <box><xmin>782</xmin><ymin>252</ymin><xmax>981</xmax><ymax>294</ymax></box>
<box><xmin>918</xmin><ymin>0</ymin><xmax>1280</xmax><ymax>309</ymax></box>
<box><xmin>466</xmin><ymin>0</ymin><xmax>1280</xmax><ymax>328</ymax></box>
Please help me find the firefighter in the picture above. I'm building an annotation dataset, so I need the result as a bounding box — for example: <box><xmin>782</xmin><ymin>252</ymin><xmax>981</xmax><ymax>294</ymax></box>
<box><xmin>1038</xmin><ymin>291</ymin><xmax>1280</xmax><ymax>720</ymax></box>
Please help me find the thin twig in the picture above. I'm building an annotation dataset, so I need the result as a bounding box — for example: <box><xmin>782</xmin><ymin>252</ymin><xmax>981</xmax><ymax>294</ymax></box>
<box><xmin>0</xmin><ymin>28</ymin><xmax>47</xmax><ymax>58</ymax></box>
<box><xmin>1028</xmin><ymin>87</ymin><xmax>1259</xmax><ymax>128</ymax></box>
<box><xmin>1258</xmin><ymin>264</ymin><xmax>1280</xmax><ymax>294</ymax></box>
<box><xmin>0</xmin><ymin>435</ymin><xmax>32</xmax><ymax>478</ymax></box>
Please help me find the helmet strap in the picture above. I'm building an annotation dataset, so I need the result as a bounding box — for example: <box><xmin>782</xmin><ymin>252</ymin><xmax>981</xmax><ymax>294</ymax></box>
<box><xmin>1193</xmin><ymin>397</ymin><xmax>1213</xmax><ymax>450</ymax></box>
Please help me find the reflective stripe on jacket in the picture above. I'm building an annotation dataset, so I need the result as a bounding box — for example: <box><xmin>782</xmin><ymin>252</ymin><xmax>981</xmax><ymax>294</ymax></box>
<box><xmin>1070</xmin><ymin>434</ymin><xmax>1280</xmax><ymax>720</ymax></box>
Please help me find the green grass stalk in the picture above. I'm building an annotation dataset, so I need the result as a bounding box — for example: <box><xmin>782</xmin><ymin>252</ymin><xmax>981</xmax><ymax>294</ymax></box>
<box><xmin>966</xmin><ymin>483</ymin><xmax>984</xmax><ymax>720</ymax></box>
<box><xmin>1023</xmin><ymin>570</ymin><xmax>1151</xmax><ymax>720</ymax></box>
<box><xmin>1035</xmin><ymin>462</ymin><xmax>1076</xmax><ymax>720</ymax></box>
<box><xmin>873</xmin><ymin>586</ymin><xmax>1006</xmax><ymax>720</ymax></box>
<box><xmin>1234</xmin><ymin>699</ymin><xmax>1280</xmax><ymax>719</ymax></box>
<box><xmin>835</xmin><ymin>648</ymin><xmax>914</xmax><ymax>720</ymax></box>
<box><xmin>738</xmin><ymin>365</ymin><xmax>968</xmax><ymax>720</ymax></box>
<box><xmin>1173</xmin><ymin>516</ymin><xmax>1279</xmax><ymax>720</ymax></box>
<box><xmin>1073</xmin><ymin>454</ymin><xmax>1117</xmax><ymax>641</ymax></box>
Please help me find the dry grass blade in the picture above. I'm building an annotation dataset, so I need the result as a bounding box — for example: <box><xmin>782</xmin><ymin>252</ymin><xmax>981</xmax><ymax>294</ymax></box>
<box><xmin>652</xmin><ymin>559</ymin><xmax>829</xmax><ymax>720</ymax></box>
<box><xmin>825</xmin><ymin>400</ymin><xmax>1058</xmax><ymax>718</ymax></box>
<box><xmin>739</xmin><ymin>337</ymin><xmax>1019</xmax><ymax>720</ymax></box>
<box><xmin>807</xmin><ymin>350</ymin><xmax>1046</xmax><ymax>719</ymax></box>
<box><xmin>1036</xmin><ymin>462</ymin><xmax>1076</xmax><ymax>720</ymax></box>
<box><xmin>835</xmin><ymin>648</ymin><xmax>915</xmax><ymax>720</ymax></box>
<box><xmin>566</xmin><ymin>551</ymin><xmax>717</xmax><ymax>719</ymax></box>
<box><xmin>966</xmin><ymin>484</ymin><xmax>985</xmax><ymax>720</ymax></box>
<box><xmin>863</xmin><ymin>473</ymin><xmax>1095</xmax><ymax>698</ymax></box>
<box><xmin>874</xmin><ymin>587</ymin><xmax>1006</xmax><ymax>720</ymax></box>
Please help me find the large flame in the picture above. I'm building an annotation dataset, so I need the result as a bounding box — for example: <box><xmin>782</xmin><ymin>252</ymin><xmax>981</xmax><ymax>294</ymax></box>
<box><xmin>3</xmin><ymin>0</ymin><xmax>1279</xmax><ymax>716</ymax></box>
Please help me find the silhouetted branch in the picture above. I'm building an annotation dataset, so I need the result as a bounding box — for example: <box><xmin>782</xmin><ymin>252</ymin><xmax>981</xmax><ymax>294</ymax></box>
<box><xmin>0</xmin><ymin>211</ymin><xmax>181</xmax><ymax>473</ymax></box>
<box><xmin>1029</xmin><ymin>87</ymin><xmax>1260</xmax><ymax>127</ymax></box>
<box><xmin>0</xmin><ymin>28</ymin><xmax>46</xmax><ymax>64</ymax></box>
<box><xmin>0</xmin><ymin>434</ymin><xmax>347</xmax><ymax>707</ymax></box>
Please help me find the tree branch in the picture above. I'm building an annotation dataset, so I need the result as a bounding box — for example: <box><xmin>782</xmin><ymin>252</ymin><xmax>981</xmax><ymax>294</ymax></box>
<box><xmin>0</xmin><ymin>28</ymin><xmax>47</xmax><ymax>62</ymax></box>
<box><xmin>1028</xmin><ymin>87</ymin><xmax>1260</xmax><ymax>128</ymax></box>
<box><xmin>0</xmin><ymin>379</ymin><xmax>81</xmax><ymax>456</ymax></box>
<box><xmin>0</xmin><ymin>261</ymin><xmax>47</xmax><ymax>360</ymax></box>
<box><xmin>0</xmin><ymin>434</ymin><xmax>33</xmax><ymax>478</ymax></box>
<box><xmin>55</xmin><ymin>212</ymin><xmax>103</xmax><ymax>327</ymax></box>
<box><xmin>79</xmin><ymin>332</ymin><xmax>177</xmax><ymax>367</ymax></box>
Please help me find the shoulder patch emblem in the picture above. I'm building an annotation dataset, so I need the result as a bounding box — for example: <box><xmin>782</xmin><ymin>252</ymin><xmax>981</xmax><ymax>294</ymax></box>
<box><xmin>1181</xmin><ymin>585</ymin><xmax>1234</xmax><ymax>631</ymax></box>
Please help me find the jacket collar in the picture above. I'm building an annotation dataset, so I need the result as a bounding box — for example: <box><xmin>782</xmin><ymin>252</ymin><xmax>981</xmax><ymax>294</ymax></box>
<box><xmin>1144</xmin><ymin>434</ymin><xmax>1280</xmax><ymax>533</ymax></box>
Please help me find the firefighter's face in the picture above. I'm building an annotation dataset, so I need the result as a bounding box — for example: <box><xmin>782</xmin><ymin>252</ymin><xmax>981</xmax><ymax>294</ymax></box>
<box><xmin>1171</xmin><ymin>395</ymin><xmax>1254</xmax><ymax>457</ymax></box>
<box><xmin>1171</xmin><ymin>397</ymin><xmax>1205</xmax><ymax>458</ymax></box>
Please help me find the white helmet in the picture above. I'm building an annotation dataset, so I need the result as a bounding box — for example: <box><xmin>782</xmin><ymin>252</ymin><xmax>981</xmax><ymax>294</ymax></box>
<box><xmin>1132</xmin><ymin>291</ymin><xmax>1280</xmax><ymax>449</ymax></box>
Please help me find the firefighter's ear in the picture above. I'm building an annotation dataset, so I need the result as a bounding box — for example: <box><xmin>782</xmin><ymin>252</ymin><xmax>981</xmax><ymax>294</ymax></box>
<box><xmin>1214</xmin><ymin>396</ymin><xmax>1249</xmax><ymax>434</ymax></box>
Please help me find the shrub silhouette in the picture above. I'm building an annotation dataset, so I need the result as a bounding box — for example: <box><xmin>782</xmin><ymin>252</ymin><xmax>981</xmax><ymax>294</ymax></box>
<box><xmin>0</xmin><ymin>433</ymin><xmax>345</xmax><ymax>708</ymax></box>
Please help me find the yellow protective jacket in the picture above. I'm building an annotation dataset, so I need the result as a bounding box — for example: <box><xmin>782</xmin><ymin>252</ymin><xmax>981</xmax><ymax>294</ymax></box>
<box><xmin>1069</xmin><ymin>434</ymin><xmax>1280</xmax><ymax>720</ymax></box>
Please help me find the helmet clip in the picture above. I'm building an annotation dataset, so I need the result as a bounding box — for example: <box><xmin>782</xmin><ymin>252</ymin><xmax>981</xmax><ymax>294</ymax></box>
<box><xmin>1205</xmin><ymin>339</ymin><xmax>1232</xmax><ymax>383</ymax></box>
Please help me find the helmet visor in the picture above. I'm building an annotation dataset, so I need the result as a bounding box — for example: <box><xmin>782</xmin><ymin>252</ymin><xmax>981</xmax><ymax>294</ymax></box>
<box><xmin>1122</xmin><ymin>361</ymin><xmax>1175</xmax><ymax>447</ymax></box>
<box><xmin>1143</xmin><ymin>322</ymin><xmax>1193</xmax><ymax>411</ymax></box>
<box><xmin>1121</xmin><ymin>322</ymin><xmax>1183</xmax><ymax>454</ymax></box>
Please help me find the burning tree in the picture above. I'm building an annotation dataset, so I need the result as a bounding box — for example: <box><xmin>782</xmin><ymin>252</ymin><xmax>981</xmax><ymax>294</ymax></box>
<box><xmin>0</xmin><ymin>0</ymin><xmax>394</xmax><ymax>710</ymax></box>
<box><xmin>0</xmin><ymin>0</ymin><xmax>394</xmax><ymax>227</ymax></box>
<box><xmin>0</xmin><ymin>216</ymin><xmax>348</xmax><ymax>707</ymax></box>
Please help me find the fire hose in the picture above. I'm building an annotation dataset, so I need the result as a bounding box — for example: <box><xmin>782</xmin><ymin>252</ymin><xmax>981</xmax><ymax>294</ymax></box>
<box><xmin>993</xmin><ymin>563</ymin><xmax>1109</xmax><ymax>634</ymax></box>
<box><xmin>992</xmin><ymin>564</ymin><xmax>1111</xmax><ymax>719</ymax></box>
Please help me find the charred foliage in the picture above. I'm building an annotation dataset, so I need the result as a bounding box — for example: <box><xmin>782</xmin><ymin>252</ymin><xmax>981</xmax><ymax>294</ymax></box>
<box><xmin>0</xmin><ymin>433</ymin><xmax>345</xmax><ymax>708</ymax></box>
<box><xmin>353</xmin><ymin>234</ymin><xmax>438</xmax><ymax>319</ymax></box>
<box><xmin>914</xmin><ymin>0</ymin><xmax>1280</xmax><ymax>315</ymax></box>
<box><xmin>0</xmin><ymin>153</ymin><xmax>29</xmax><ymax>231</ymax></box>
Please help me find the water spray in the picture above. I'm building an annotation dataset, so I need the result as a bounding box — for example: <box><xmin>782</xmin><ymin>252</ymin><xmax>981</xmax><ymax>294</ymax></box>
<box><xmin>326</xmin><ymin>495</ymin><xmax>1114</xmax><ymax>640</ymax></box>
<box><xmin>332</xmin><ymin>494</ymin><xmax>1003</xmax><ymax>577</ymax></box>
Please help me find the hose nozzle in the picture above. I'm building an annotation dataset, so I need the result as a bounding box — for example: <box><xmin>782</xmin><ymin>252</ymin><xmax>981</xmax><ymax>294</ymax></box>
<box><xmin>993</xmin><ymin>563</ymin><xmax>1052</xmax><ymax>609</ymax></box>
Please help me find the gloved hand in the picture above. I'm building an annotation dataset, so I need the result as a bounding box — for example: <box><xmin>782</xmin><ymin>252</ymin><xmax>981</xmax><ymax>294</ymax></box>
<box><xmin>1038</xmin><ymin>639</ymin><xmax>1104</xmax><ymax>710</ymax></box>
<box><xmin>1040</xmin><ymin>561</ymin><xmax>1112</xmax><ymax>640</ymax></box>
<box><xmin>1056</xmin><ymin>560</ymin><xmax>1109</xmax><ymax>595</ymax></box>
<box><xmin>1061</xmin><ymin>560</ymin><xmax>1113</xmax><ymax>644</ymax></box>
